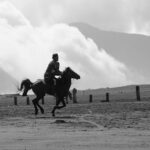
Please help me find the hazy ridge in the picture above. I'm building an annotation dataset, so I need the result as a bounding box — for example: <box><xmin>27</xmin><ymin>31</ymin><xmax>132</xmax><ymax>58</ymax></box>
<box><xmin>77</xmin><ymin>84</ymin><xmax>150</xmax><ymax>96</ymax></box>
<box><xmin>71</xmin><ymin>22</ymin><xmax>150</xmax><ymax>78</ymax></box>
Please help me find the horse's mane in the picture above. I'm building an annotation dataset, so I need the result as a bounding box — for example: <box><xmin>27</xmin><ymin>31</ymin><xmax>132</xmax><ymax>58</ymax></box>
<box><xmin>63</xmin><ymin>67</ymin><xmax>70</xmax><ymax>72</ymax></box>
<box><xmin>57</xmin><ymin>67</ymin><xmax>72</xmax><ymax>84</ymax></box>
<box><xmin>62</xmin><ymin>67</ymin><xmax>73</xmax><ymax>74</ymax></box>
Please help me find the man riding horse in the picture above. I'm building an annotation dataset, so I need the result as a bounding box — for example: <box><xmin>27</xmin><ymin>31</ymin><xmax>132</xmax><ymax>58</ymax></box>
<box><xmin>44</xmin><ymin>53</ymin><xmax>62</xmax><ymax>94</ymax></box>
<box><xmin>19</xmin><ymin>53</ymin><xmax>80</xmax><ymax>116</ymax></box>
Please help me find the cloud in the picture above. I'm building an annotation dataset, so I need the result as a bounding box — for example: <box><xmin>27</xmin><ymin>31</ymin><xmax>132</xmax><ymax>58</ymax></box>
<box><xmin>0</xmin><ymin>1</ymin><xmax>142</xmax><ymax>90</ymax></box>
<box><xmin>0</xmin><ymin>1</ymin><xmax>31</xmax><ymax>26</ymax></box>
<box><xmin>7</xmin><ymin>0</ymin><xmax>150</xmax><ymax>35</ymax></box>
<box><xmin>8</xmin><ymin>0</ymin><xmax>128</xmax><ymax>30</ymax></box>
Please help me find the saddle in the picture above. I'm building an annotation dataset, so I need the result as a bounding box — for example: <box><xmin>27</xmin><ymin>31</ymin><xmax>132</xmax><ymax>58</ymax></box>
<box><xmin>44</xmin><ymin>79</ymin><xmax>56</xmax><ymax>95</ymax></box>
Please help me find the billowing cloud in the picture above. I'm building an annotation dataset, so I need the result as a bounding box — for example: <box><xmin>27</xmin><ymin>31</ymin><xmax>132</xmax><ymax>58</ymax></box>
<box><xmin>0</xmin><ymin>1</ymin><xmax>144</xmax><ymax>91</ymax></box>
<box><xmin>0</xmin><ymin>1</ymin><xmax>31</xmax><ymax>26</ymax></box>
<box><xmin>7</xmin><ymin>0</ymin><xmax>150</xmax><ymax>35</ymax></box>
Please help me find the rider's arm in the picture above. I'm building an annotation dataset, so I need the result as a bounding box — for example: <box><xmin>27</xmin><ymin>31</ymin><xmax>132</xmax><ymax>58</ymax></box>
<box><xmin>54</xmin><ymin>62</ymin><xmax>62</xmax><ymax>75</ymax></box>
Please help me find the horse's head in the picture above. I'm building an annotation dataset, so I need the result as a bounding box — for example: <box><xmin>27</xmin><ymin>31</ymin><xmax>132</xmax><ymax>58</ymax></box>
<box><xmin>63</xmin><ymin>67</ymin><xmax>80</xmax><ymax>80</ymax></box>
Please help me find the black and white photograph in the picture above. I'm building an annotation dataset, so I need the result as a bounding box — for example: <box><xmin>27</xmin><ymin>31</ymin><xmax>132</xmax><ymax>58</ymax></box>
<box><xmin>0</xmin><ymin>0</ymin><xmax>150</xmax><ymax>149</ymax></box>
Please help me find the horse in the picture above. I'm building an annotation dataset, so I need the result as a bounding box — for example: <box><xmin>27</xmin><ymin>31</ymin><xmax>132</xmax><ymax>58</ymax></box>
<box><xmin>20</xmin><ymin>67</ymin><xmax>80</xmax><ymax>116</ymax></box>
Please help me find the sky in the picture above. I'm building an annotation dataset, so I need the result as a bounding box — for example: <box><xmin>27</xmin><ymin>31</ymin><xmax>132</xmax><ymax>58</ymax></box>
<box><xmin>0</xmin><ymin>0</ymin><xmax>150</xmax><ymax>90</ymax></box>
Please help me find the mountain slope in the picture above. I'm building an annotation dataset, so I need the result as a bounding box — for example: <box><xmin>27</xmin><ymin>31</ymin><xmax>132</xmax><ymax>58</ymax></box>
<box><xmin>71</xmin><ymin>23</ymin><xmax>150</xmax><ymax>78</ymax></box>
<box><xmin>0</xmin><ymin>68</ymin><xmax>18</xmax><ymax>94</ymax></box>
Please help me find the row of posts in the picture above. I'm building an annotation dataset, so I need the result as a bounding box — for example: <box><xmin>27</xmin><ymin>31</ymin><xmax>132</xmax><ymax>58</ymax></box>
<box><xmin>89</xmin><ymin>93</ymin><xmax>109</xmax><ymax>103</ymax></box>
<box><xmin>89</xmin><ymin>86</ymin><xmax>141</xmax><ymax>103</ymax></box>
<box><xmin>14</xmin><ymin>86</ymin><xmax>141</xmax><ymax>105</ymax></box>
<box><xmin>14</xmin><ymin>96</ymin><xmax>45</xmax><ymax>106</ymax></box>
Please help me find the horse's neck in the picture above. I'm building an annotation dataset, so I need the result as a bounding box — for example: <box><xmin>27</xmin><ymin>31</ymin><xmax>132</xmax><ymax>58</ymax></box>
<box><xmin>58</xmin><ymin>76</ymin><xmax>71</xmax><ymax>88</ymax></box>
<box><xmin>64</xmin><ymin>78</ymin><xmax>71</xmax><ymax>93</ymax></box>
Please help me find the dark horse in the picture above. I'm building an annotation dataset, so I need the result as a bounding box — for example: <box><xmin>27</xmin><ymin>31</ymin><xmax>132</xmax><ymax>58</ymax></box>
<box><xmin>20</xmin><ymin>67</ymin><xmax>80</xmax><ymax>116</ymax></box>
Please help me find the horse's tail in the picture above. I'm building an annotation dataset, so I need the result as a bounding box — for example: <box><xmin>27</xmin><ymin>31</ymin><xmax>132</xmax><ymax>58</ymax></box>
<box><xmin>20</xmin><ymin>78</ymin><xmax>33</xmax><ymax>96</ymax></box>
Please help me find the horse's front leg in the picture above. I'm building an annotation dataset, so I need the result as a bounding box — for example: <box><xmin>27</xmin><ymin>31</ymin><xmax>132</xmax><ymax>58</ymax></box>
<box><xmin>65</xmin><ymin>96</ymin><xmax>68</xmax><ymax>104</ymax></box>
<box><xmin>51</xmin><ymin>95</ymin><xmax>60</xmax><ymax>117</ymax></box>
<box><xmin>58</xmin><ymin>97</ymin><xmax>66</xmax><ymax>109</ymax></box>
<box><xmin>51</xmin><ymin>96</ymin><xmax>66</xmax><ymax>117</ymax></box>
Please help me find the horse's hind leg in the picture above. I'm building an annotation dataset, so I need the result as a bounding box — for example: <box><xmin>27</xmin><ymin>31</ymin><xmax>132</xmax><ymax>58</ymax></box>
<box><xmin>32</xmin><ymin>97</ymin><xmax>39</xmax><ymax>115</ymax></box>
<box><xmin>32</xmin><ymin>96</ymin><xmax>44</xmax><ymax>115</ymax></box>
<box><xmin>36</xmin><ymin>97</ymin><xmax>44</xmax><ymax>114</ymax></box>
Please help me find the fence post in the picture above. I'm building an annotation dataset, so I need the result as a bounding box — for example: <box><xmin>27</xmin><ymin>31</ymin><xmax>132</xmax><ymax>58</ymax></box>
<box><xmin>136</xmin><ymin>86</ymin><xmax>141</xmax><ymax>101</ymax></box>
<box><xmin>42</xmin><ymin>97</ymin><xmax>45</xmax><ymax>105</ymax></box>
<box><xmin>72</xmin><ymin>88</ymin><xmax>77</xmax><ymax>103</ymax></box>
<box><xmin>89</xmin><ymin>94</ymin><xmax>93</xmax><ymax>103</ymax></box>
<box><xmin>106</xmin><ymin>92</ymin><xmax>109</xmax><ymax>102</ymax></box>
<box><xmin>26</xmin><ymin>96</ymin><xmax>30</xmax><ymax>105</ymax></box>
<box><xmin>14</xmin><ymin>96</ymin><xmax>17</xmax><ymax>105</ymax></box>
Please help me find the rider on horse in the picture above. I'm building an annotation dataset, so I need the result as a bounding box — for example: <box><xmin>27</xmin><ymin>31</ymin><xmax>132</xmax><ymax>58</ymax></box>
<box><xmin>44</xmin><ymin>53</ymin><xmax>62</xmax><ymax>93</ymax></box>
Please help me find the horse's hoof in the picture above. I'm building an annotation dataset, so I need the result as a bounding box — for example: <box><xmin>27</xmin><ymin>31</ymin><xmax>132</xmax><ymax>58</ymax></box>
<box><xmin>52</xmin><ymin>112</ymin><xmax>55</xmax><ymax>117</ymax></box>
<box><xmin>41</xmin><ymin>110</ymin><xmax>44</xmax><ymax>114</ymax></box>
<box><xmin>35</xmin><ymin>111</ymin><xmax>38</xmax><ymax>115</ymax></box>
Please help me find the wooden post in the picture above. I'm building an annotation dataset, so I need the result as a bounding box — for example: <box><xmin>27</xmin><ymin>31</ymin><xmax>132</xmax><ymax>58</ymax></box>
<box><xmin>106</xmin><ymin>92</ymin><xmax>109</xmax><ymax>102</ymax></box>
<box><xmin>72</xmin><ymin>88</ymin><xmax>77</xmax><ymax>103</ymax></box>
<box><xmin>136</xmin><ymin>86</ymin><xmax>141</xmax><ymax>101</ymax></box>
<box><xmin>89</xmin><ymin>94</ymin><xmax>93</xmax><ymax>103</ymax></box>
<box><xmin>42</xmin><ymin>97</ymin><xmax>45</xmax><ymax>105</ymax></box>
<box><xmin>26</xmin><ymin>96</ymin><xmax>30</xmax><ymax>105</ymax></box>
<box><xmin>14</xmin><ymin>96</ymin><xmax>17</xmax><ymax>105</ymax></box>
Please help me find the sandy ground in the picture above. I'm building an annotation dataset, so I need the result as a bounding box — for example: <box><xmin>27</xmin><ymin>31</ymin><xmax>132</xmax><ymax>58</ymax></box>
<box><xmin>1</xmin><ymin>114</ymin><xmax>150</xmax><ymax>150</ymax></box>
<box><xmin>1</xmin><ymin>98</ymin><xmax>150</xmax><ymax>150</ymax></box>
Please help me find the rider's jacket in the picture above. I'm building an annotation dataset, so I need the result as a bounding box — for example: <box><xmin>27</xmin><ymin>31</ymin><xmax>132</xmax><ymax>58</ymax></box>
<box><xmin>44</xmin><ymin>60</ymin><xmax>61</xmax><ymax>82</ymax></box>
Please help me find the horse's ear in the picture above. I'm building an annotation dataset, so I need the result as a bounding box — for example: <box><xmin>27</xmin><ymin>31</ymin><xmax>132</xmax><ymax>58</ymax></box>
<box><xmin>64</xmin><ymin>67</ymin><xmax>71</xmax><ymax>72</ymax></box>
<box><xmin>65</xmin><ymin>67</ymin><xmax>70</xmax><ymax>71</ymax></box>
